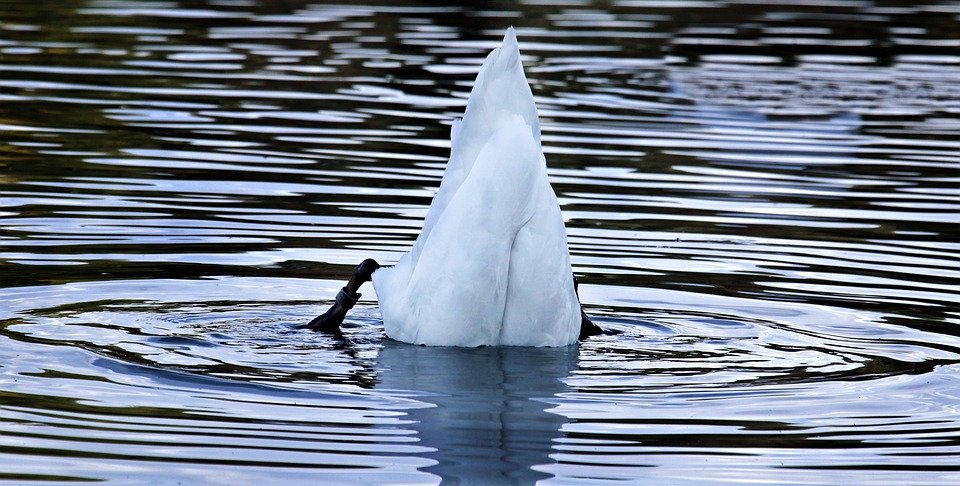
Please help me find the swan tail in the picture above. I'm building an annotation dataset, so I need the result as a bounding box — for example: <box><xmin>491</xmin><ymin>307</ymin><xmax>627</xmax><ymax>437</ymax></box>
<box><xmin>416</xmin><ymin>27</ymin><xmax>541</xmax><ymax>258</ymax></box>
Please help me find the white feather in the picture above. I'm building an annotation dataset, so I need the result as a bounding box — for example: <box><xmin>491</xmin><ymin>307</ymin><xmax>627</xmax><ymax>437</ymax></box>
<box><xmin>372</xmin><ymin>27</ymin><xmax>581</xmax><ymax>347</ymax></box>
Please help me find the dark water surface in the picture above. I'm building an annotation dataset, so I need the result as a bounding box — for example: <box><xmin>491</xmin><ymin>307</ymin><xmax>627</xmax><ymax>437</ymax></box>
<box><xmin>3</xmin><ymin>0</ymin><xmax>960</xmax><ymax>484</ymax></box>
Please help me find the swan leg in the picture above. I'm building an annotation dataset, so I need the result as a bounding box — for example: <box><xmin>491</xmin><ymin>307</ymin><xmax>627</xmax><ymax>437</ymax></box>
<box><xmin>303</xmin><ymin>259</ymin><xmax>380</xmax><ymax>332</ymax></box>
<box><xmin>575</xmin><ymin>275</ymin><xmax>604</xmax><ymax>340</ymax></box>
<box><xmin>580</xmin><ymin>309</ymin><xmax>603</xmax><ymax>340</ymax></box>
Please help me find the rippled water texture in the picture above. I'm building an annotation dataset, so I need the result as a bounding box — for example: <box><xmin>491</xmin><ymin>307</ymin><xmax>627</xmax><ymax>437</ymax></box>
<box><xmin>3</xmin><ymin>1</ymin><xmax>960</xmax><ymax>484</ymax></box>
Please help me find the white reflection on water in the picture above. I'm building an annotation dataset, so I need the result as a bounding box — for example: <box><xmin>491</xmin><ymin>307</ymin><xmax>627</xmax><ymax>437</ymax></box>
<box><xmin>377</xmin><ymin>343</ymin><xmax>577</xmax><ymax>483</ymax></box>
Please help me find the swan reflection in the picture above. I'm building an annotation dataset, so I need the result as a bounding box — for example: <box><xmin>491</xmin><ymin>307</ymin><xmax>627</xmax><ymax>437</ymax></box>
<box><xmin>375</xmin><ymin>342</ymin><xmax>578</xmax><ymax>483</ymax></box>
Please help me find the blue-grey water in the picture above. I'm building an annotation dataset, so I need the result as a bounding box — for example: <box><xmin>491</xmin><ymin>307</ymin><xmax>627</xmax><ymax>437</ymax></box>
<box><xmin>2</xmin><ymin>1</ymin><xmax>960</xmax><ymax>484</ymax></box>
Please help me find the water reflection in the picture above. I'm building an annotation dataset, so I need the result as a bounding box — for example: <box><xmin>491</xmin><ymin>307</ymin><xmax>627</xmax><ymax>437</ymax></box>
<box><xmin>3</xmin><ymin>0</ymin><xmax>960</xmax><ymax>483</ymax></box>
<box><xmin>377</xmin><ymin>343</ymin><xmax>577</xmax><ymax>483</ymax></box>
<box><xmin>3</xmin><ymin>280</ymin><xmax>578</xmax><ymax>483</ymax></box>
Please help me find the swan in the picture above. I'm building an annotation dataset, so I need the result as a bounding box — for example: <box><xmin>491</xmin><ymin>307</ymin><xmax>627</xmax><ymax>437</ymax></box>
<box><xmin>305</xmin><ymin>27</ymin><xmax>602</xmax><ymax>346</ymax></box>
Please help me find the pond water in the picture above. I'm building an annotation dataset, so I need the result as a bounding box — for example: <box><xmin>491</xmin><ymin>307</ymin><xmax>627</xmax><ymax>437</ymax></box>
<box><xmin>2</xmin><ymin>0</ymin><xmax>960</xmax><ymax>484</ymax></box>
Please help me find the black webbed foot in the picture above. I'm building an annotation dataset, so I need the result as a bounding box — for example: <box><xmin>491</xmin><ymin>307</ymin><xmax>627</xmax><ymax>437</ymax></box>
<box><xmin>579</xmin><ymin>311</ymin><xmax>604</xmax><ymax>340</ymax></box>
<box><xmin>574</xmin><ymin>274</ymin><xmax>604</xmax><ymax>340</ymax></box>
<box><xmin>354</xmin><ymin>258</ymin><xmax>380</xmax><ymax>286</ymax></box>
<box><xmin>303</xmin><ymin>259</ymin><xmax>380</xmax><ymax>333</ymax></box>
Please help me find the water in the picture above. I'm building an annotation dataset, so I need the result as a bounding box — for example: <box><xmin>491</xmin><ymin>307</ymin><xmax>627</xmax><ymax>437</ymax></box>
<box><xmin>2</xmin><ymin>0</ymin><xmax>960</xmax><ymax>484</ymax></box>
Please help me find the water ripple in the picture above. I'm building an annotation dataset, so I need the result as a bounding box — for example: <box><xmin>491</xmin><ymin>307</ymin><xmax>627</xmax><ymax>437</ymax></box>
<box><xmin>3</xmin><ymin>0</ymin><xmax>960</xmax><ymax>484</ymax></box>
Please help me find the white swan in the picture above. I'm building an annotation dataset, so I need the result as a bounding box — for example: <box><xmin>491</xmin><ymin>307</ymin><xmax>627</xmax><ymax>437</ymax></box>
<box><xmin>305</xmin><ymin>27</ymin><xmax>600</xmax><ymax>346</ymax></box>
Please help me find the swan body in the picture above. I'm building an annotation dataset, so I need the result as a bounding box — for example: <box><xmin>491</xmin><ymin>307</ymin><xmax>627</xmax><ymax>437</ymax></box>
<box><xmin>371</xmin><ymin>27</ymin><xmax>581</xmax><ymax>347</ymax></box>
